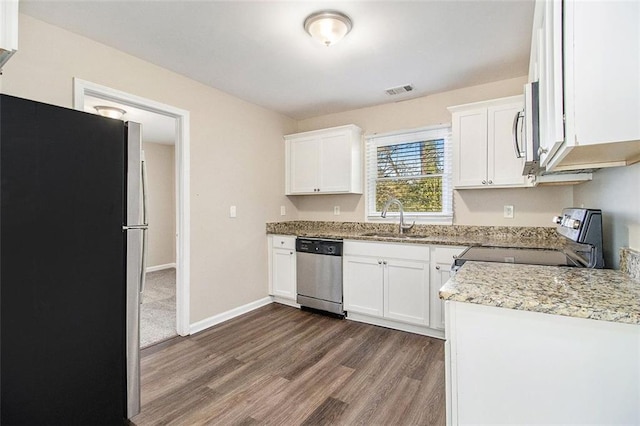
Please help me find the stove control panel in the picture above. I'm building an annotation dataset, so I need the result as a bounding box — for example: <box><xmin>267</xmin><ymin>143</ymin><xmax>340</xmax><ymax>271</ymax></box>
<box><xmin>554</xmin><ymin>208</ymin><xmax>604</xmax><ymax>268</ymax></box>
<box><xmin>553</xmin><ymin>215</ymin><xmax>582</xmax><ymax>230</ymax></box>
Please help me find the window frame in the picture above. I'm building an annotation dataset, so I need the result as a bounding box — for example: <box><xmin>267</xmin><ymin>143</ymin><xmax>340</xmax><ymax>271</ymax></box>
<box><xmin>365</xmin><ymin>124</ymin><xmax>453</xmax><ymax>225</ymax></box>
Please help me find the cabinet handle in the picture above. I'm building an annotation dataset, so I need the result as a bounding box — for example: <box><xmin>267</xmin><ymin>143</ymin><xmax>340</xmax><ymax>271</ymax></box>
<box><xmin>378</xmin><ymin>260</ymin><xmax>382</xmax><ymax>265</ymax></box>
<box><xmin>280</xmin><ymin>241</ymin><xmax>285</xmax><ymax>245</ymax></box>
<box><xmin>383</xmin><ymin>260</ymin><xmax>387</xmax><ymax>265</ymax></box>
<box><xmin>290</xmin><ymin>251</ymin><xmax>293</xmax><ymax>255</ymax></box>
<box><xmin>513</xmin><ymin>110</ymin><xmax>525</xmax><ymax>158</ymax></box>
<box><xmin>538</xmin><ymin>147</ymin><xmax>548</xmax><ymax>156</ymax></box>
<box><xmin>435</xmin><ymin>265</ymin><xmax>441</xmax><ymax>270</ymax></box>
<box><xmin>482</xmin><ymin>180</ymin><xmax>487</xmax><ymax>185</ymax></box>
<box><xmin>488</xmin><ymin>180</ymin><xmax>493</xmax><ymax>185</ymax></box>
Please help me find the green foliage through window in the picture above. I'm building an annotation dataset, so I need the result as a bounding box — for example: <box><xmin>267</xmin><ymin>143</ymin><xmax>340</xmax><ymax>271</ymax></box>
<box><xmin>375</xmin><ymin>139</ymin><xmax>445</xmax><ymax>213</ymax></box>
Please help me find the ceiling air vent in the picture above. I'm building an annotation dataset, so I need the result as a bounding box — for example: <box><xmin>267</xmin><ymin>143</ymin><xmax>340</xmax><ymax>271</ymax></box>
<box><xmin>385</xmin><ymin>84</ymin><xmax>414</xmax><ymax>96</ymax></box>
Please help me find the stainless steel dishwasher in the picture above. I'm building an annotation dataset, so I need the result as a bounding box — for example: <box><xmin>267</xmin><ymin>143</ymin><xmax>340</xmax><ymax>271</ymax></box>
<box><xmin>296</xmin><ymin>238</ymin><xmax>344</xmax><ymax>316</ymax></box>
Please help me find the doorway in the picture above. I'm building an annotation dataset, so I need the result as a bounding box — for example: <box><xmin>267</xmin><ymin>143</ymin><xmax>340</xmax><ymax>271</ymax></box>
<box><xmin>73</xmin><ymin>78</ymin><xmax>190</xmax><ymax>338</ymax></box>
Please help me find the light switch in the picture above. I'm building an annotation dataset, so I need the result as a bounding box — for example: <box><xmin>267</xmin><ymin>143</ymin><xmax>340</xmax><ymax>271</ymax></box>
<box><xmin>230</xmin><ymin>205</ymin><xmax>237</xmax><ymax>218</ymax></box>
<box><xmin>280</xmin><ymin>205</ymin><xmax>286</xmax><ymax>216</ymax></box>
<box><xmin>334</xmin><ymin>206</ymin><xmax>340</xmax><ymax>215</ymax></box>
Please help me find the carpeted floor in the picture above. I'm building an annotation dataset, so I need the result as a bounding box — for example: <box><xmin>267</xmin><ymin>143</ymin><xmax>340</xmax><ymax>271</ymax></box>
<box><xmin>140</xmin><ymin>268</ymin><xmax>177</xmax><ymax>348</ymax></box>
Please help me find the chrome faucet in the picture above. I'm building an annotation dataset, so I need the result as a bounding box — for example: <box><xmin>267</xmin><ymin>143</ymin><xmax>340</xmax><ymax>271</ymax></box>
<box><xmin>381</xmin><ymin>198</ymin><xmax>415</xmax><ymax>234</ymax></box>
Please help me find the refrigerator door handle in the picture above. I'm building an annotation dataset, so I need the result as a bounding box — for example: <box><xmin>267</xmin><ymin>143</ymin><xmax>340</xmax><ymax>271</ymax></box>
<box><xmin>123</xmin><ymin>224</ymin><xmax>148</xmax><ymax>230</ymax></box>
<box><xmin>139</xmin><ymin>152</ymin><xmax>149</xmax><ymax>295</ymax></box>
<box><xmin>125</xmin><ymin>121</ymin><xmax>143</xmax><ymax>419</ymax></box>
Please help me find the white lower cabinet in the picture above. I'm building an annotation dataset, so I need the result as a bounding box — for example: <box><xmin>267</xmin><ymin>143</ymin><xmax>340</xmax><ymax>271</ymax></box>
<box><xmin>384</xmin><ymin>259</ymin><xmax>430</xmax><ymax>325</ymax></box>
<box><xmin>343</xmin><ymin>241</ymin><xmax>430</xmax><ymax>329</ymax></box>
<box><xmin>445</xmin><ymin>301</ymin><xmax>640</xmax><ymax>425</ymax></box>
<box><xmin>268</xmin><ymin>235</ymin><xmax>296</xmax><ymax>302</ymax></box>
<box><xmin>343</xmin><ymin>255</ymin><xmax>383</xmax><ymax>317</ymax></box>
<box><xmin>430</xmin><ymin>246</ymin><xmax>466</xmax><ymax>330</ymax></box>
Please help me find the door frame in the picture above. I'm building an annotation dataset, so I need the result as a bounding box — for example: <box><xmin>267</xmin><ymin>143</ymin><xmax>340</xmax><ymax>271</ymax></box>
<box><xmin>73</xmin><ymin>78</ymin><xmax>190</xmax><ymax>336</ymax></box>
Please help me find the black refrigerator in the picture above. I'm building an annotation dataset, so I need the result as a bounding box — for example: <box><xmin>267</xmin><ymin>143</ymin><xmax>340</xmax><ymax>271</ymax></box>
<box><xmin>0</xmin><ymin>94</ymin><xmax>146</xmax><ymax>424</ymax></box>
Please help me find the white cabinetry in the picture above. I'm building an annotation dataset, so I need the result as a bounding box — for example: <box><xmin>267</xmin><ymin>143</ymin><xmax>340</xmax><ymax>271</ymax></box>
<box><xmin>430</xmin><ymin>246</ymin><xmax>465</xmax><ymax>330</ymax></box>
<box><xmin>343</xmin><ymin>255</ymin><xmax>383</xmax><ymax>317</ymax></box>
<box><xmin>343</xmin><ymin>241</ymin><xmax>430</xmax><ymax>329</ymax></box>
<box><xmin>268</xmin><ymin>235</ymin><xmax>297</xmax><ymax>304</ymax></box>
<box><xmin>285</xmin><ymin>125</ymin><xmax>363</xmax><ymax>195</ymax></box>
<box><xmin>0</xmin><ymin>0</ymin><xmax>18</xmax><ymax>70</ymax></box>
<box><xmin>450</xmin><ymin>96</ymin><xmax>530</xmax><ymax>189</ymax></box>
<box><xmin>445</xmin><ymin>301</ymin><xmax>640</xmax><ymax>425</ymax></box>
<box><xmin>531</xmin><ymin>0</ymin><xmax>640</xmax><ymax>172</ymax></box>
<box><xmin>530</xmin><ymin>0</ymin><xmax>565</xmax><ymax>167</ymax></box>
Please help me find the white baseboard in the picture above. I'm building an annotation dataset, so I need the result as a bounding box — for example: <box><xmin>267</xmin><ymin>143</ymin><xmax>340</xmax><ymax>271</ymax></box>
<box><xmin>146</xmin><ymin>263</ymin><xmax>176</xmax><ymax>273</ymax></box>
<box><xmin>346</xmin><ymin>312</ymin><xmax>445</xmax><ymax>340</ymax></box>
<box><xmin>270</xmin><ymin>296</ymin><xmax>300</xmax><ymax>309</ymax></box>
<box><xmin>189</xmin><ymin>297</ymin><xmax>273</xmax><ymax>335</ymax></box>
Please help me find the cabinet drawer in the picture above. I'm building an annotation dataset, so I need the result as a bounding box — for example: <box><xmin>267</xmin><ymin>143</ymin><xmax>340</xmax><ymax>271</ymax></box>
<box><xmin>344</xmin><ymin>240</ymin><xmax>430</xmax><ymax>261</ymax></box>
<box><xmin>271</xmin><ymin>235</ymin><xmax>295</xmax><ymax>250</ymax></box>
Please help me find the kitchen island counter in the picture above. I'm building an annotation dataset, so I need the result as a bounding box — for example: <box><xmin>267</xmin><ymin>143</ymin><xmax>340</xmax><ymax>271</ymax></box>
<box><xmin>440</xmin><ymin>261</ymin><xmax>640</xmax><ymax>325</ymax></box>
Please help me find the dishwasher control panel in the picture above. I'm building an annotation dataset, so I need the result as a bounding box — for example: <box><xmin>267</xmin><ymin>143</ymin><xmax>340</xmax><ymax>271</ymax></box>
<box><xmin>296</xmin><ymin>238</ymin><xmax>343</xmax><ymax>256</ymax></box>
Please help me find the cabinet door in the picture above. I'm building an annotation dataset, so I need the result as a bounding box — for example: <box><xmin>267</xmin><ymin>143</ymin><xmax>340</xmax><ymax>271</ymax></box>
<box><xmin>272</xmin><ymin>248</ymin><xmax>296</xmax><ymax>300</ymax></box>
<box><xmin>566</xmin><ymin>0</ymin><xmax>640</xmax><ymax>147</ymax></box>
<box><xmin>537</xmin><ymin>0</ymin><xmax>564</xmax><ymax>168</ymax></box>
<box><xmin>431</xmin><ymin>246</ymin><xmax>466</xmax><ymax>331</ymax></box>
<box><xmin>453</xmin><ymin>109</ymin><xmax>488</xmax><ymax>188</ymax></box>
<box><xmin>288</xmin><ymin>136</ymin><xmax>319</xmax><ymax>194</ymax></box>
<box><xmin>432</xmin><ymin>262</ymin><xmax>456</xmax><ymax>330</ymax></box>
<box><xmin>487</xmin><ymin>103</ymin><xmax>527</xmax><ymax>187</ymax></box>
<box><xmin>384</xmin><ymin>259</ymin><xmax>430</xmax><ymax>326</ymax></box>
<box><xmin>343</xmin><ymin>255</ymin><xmax>384</xmax><ymax>317</ymax></box>
<box><xmin>318</xmin><ymin>132</ymin><xmax>351</xmax><ymax>193</ymax></box>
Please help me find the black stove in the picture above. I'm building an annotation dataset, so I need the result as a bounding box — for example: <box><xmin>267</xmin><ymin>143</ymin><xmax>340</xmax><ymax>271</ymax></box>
<box><xmin>454</xmin><ymin>208</ymin><xmax>605</xmax><ymax>269</ymax></box>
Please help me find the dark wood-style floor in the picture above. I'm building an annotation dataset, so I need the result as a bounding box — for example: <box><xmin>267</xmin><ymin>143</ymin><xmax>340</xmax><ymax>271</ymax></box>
<box><xmin>132</xmin><ymin>303</ymin><xmax>446</xmax><ymax>425</ymax></box>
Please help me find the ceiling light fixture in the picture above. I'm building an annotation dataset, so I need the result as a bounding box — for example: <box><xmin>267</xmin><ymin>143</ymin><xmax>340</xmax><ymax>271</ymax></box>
<box><xmin>94</xmin><ymin>105</ymin><xmax>127</xmax><ymax>120</ymax></box>
<box><xmin>304</xmin><ymin>10</ymin><xmax>353</xmax><ymax>47</ymax></box>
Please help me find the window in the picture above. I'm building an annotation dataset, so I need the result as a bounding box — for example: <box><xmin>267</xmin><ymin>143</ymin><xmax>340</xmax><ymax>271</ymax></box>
<box><xmin>366</xmin><ymin>125</ymin><xmax>453</xmax><ymax>223</ymax></box>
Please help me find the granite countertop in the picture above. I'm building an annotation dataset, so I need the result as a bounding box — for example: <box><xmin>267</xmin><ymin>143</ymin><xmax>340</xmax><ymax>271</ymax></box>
<box><xmin>268</xmin><ymin>221</ymin><xmax>640</xmax><ymax>325</ymax></box>
<box><xmin>440</xmin><ymin>261</ymin><xmax>640</xmax><ymax>325</ymax></box>
<box><xmin>266</xmin><ymin>221</ymin><xmax>564</xmax><ymax>249</ymax></box>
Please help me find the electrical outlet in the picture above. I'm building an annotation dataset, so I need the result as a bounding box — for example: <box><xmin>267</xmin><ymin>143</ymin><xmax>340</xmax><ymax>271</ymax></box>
<box><xmin>230</xmin><ymin>205</ymin><xmax>237</xmax><ymax>218</ymax></box>
<box><xmin>280</xmin><ymin>205</ymin><xmax>286</xmax><ymax>216</ymax></box>
<box><xmin>334</xmin><ymin>206</ymin><xmax>340</xmax><ymax>215</ymax></box>
<box><xmin>504</xmin><ymin>205</ymin><xmax>514</xmax><ymax>219</ymax></box>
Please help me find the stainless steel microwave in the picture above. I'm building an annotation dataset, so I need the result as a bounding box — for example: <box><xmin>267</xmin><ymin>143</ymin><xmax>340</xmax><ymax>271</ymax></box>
<box><xmin>514</xmin><ymin>81</ymin><xmax>542</xmax><ymax>176</ymax></box>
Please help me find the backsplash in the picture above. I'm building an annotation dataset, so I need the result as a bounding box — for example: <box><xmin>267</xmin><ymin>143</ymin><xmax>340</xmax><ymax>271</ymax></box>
<box><xmin>620</xmin><ymin>248</ymin><xmax>640</xmax><ymax>280</ymax></box>
<box><xmin>266</xmin><ymin>220</ymin><xmax>562</xmax><ymax>246</ymax></box>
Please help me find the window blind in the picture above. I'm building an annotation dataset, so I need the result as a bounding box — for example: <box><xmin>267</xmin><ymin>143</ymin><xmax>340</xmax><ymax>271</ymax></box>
<box><xmin>366</xmin><ymin>125</ymin><xmax>452</xmax><ymax>221</ymax></box>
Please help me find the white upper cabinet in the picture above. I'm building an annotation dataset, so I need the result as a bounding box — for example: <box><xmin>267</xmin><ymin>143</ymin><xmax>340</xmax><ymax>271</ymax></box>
<box><xmin>532</xmin><ymin>0</ymin><xmax>640</xmax><ymax>172</ymax></box>
<box><xmin>531</xmin><ymin>0</ymin><xmax>565</xmax><ymax>168</ymax></box>
<box><xmin>285</xmin><ymin>124</ymin><xmax>363</xmax><ymax>195</ymax></box>
<box><xmin>0</xmin><ymin>0</ymin><xmax>19</xmax><ymax>70</ymax></box>
<box><xmin>450</xmin><ymin>96</ymin><xmax>530</xmax><ymax>189</ymax></box>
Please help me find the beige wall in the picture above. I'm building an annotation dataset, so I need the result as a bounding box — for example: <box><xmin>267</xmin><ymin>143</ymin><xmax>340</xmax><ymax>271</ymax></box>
<box><xmin>143</xmin><ymin>142</ymin><xmax>176</xmax><ymax>268</ymax></box>
<box><xmin>574</xmin><ymin>162</ymin><xmax>640</xmax><ymax>269</ymax></box>
<box><xmin>1</xmin><ymin>14</ymin><xmax>298</xmax><ymax>324</ymax></box>
<box><xmin>293</xmin><ymin>77</ymin><xmax>573</xmax><ymax>226</ymax></box>
<box><xmin>5</xmin><ymin>13</ymin><xmax>634</xmax><ymax>330</ymax></box>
